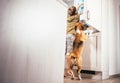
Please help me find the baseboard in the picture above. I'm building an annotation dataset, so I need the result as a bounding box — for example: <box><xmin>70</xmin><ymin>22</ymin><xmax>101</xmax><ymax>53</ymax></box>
<box><xmin>109</xmin><ymin>74</ymin><xmax>120</xmax><ymax>79</ymax></box>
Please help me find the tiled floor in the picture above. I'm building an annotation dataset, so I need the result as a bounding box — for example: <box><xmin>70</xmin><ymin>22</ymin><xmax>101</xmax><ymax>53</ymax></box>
<box><xmin>64</xmin><ymin>77</ymin><xmax>120</xmax><ymax>83</ymax></box>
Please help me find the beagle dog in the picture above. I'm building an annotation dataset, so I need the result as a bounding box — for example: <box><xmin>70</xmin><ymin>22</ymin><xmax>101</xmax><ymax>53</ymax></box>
<box><xmin>67</xmin><ymin>22</ymin><xmax>89</xmax><ymax>80</ymax></box>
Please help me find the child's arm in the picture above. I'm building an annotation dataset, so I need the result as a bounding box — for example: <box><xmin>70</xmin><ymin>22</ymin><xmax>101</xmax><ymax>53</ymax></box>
<box><xmin>76</xmin><ymin>3</ymin><xmax>84</xmax><ymax>12</ymax></box>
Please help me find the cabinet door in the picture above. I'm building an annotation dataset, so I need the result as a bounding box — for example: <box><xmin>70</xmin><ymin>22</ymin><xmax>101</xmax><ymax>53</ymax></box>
<box><xmin>82</xmin><ymin>36</ymin><xmax>101</xmax><ymax>71</ymax></box>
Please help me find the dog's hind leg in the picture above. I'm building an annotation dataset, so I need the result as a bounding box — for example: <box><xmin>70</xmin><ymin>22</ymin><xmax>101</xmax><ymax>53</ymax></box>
<box><xmin>77</xmin><ymin>45</ymin><xmax>85</xmax><ymax>80</ymax></box>
<box><xmin>67</xmin><ymin>55</ymin><xmax>76</xmax><ymax>79</ymax></box>
<box><xmin>77</xmin><ymin>57</ymin><xmax>82</xmax><ymax>80</ymax></box>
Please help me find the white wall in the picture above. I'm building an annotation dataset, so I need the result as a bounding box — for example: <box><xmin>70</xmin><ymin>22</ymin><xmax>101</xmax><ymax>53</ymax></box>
<box><xmin>116</xmin><ymin>0</ymin><xmax>120</xmax><ymax>75</ymax></box>
<box><xmin>0</xmin><ymin>0</ymin><xmax>67</xmax><ymax>83</ymax></box>
<box><xmin>108</xmin><ymin>0</ymin><xmax>119</xmax><ymax>75</ymax></box>
<box><xmin>101</xmin><ymin>0</ymin><xmax>120</xmax><ymax>76</ymax></box>
<box><xmin>86</xmin><ymin>0</ymin><xmax>102</xmax><ymax>31</ymax></box>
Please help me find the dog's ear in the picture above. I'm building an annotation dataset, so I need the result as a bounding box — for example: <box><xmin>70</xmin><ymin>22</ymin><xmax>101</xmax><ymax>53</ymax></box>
<box><xmin>75</xmin><ymin>22</ymin><xmax>84</xmax><ymax>31</ymax></box>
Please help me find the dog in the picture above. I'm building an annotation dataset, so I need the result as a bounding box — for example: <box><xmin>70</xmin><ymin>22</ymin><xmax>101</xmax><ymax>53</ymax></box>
<box><xmin>67</xmin><ymin>22</ymin><xmax>89</xmax><ymax>80</ymax></box>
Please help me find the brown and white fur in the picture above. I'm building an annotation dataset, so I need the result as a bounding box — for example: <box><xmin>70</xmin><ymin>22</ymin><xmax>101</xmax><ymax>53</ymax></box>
<box><xmin>67</xmin><ymin>22</ymin><xmax>89</xmax><ymax>80</ymax></box>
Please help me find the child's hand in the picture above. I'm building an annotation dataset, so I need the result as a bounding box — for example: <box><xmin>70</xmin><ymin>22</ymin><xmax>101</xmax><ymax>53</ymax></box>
<box><xmin>76</xmin><ymin>3</ymin><xmax>84</xmax><ymax>13</ymax></box>
<box><xmin>80</xmin><ymin>3</ymin><xmax>84</xmax><ymax>6</ymax></box>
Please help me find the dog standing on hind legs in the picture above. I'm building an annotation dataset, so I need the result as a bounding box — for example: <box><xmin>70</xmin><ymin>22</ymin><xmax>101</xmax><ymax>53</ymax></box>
<box><xmin>67</xmin><ymin>22</ymin><xmax>88</xmax><ymax>80</ymax></box>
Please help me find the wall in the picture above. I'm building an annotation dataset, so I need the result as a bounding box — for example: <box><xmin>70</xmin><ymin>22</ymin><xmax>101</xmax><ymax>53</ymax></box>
<box><xmin>101</xmin><ymin>0</ymin><xmax>120</xmax><ymax>76</ymax></box>
<box><xmin>108</xmin><ymin>0</ymin><xmax>119</xmax><ymax>75</ymax></box>
<box><xmin>86</xmin><ymin>0</ymin><xmax>102</xmax><ymax>31</ymax></box>
<box><xmin>0</xmin><ymin>0</ymin><xmax>67</xmax><ymax>83</ymax></box>
<box><xmin>116</xmin><ymin>0</ymin><xmax>120</xmax><ymax>75</ymax></box>
<box><xmin>101</xmin><ymin>0</ymin><xmax>109</xmax><ymax>79</ymax></box>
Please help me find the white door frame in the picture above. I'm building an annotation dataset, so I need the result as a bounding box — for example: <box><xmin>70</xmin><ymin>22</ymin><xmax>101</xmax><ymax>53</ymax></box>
<box><xmin>117</xmin><ymin>1</ymin><xmax>120</xmax><ymax>73</ymax></box>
